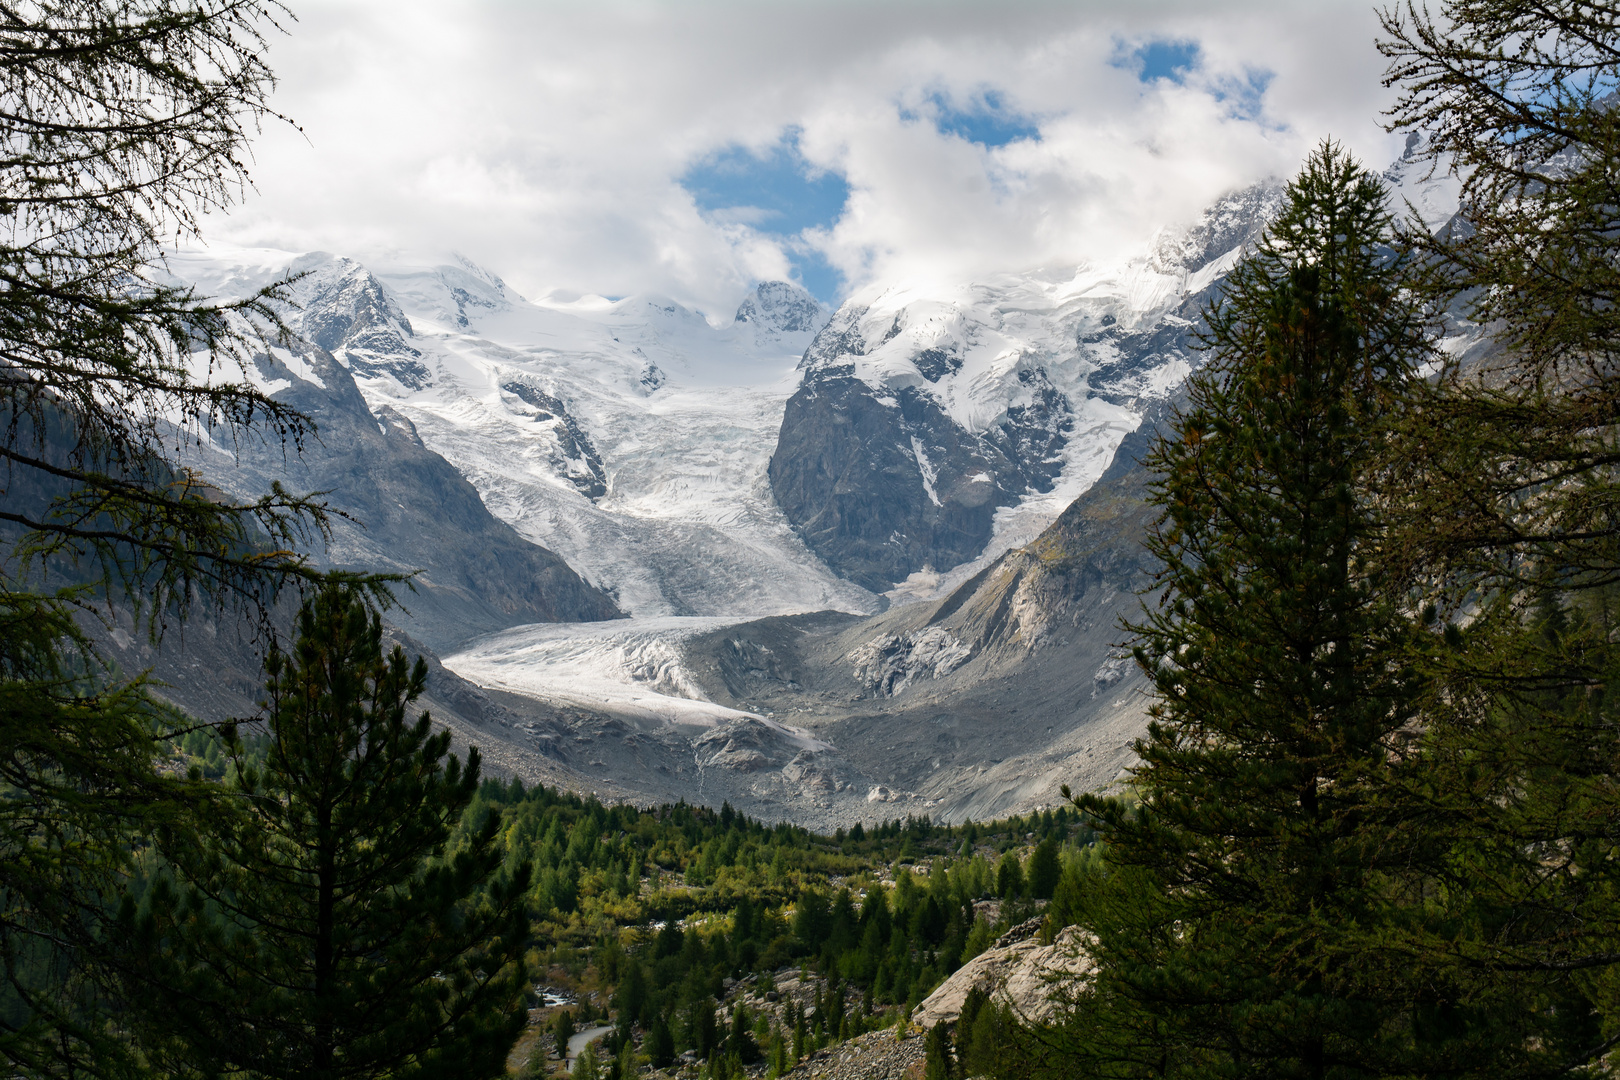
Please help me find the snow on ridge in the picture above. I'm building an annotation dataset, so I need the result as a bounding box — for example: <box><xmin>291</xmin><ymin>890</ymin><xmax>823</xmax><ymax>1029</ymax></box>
<box><xmin>800</xmin><ymin>254</ymin><xmax>1207</xmax><ymax>441</ymax></box>
<box><xmin>1382</xmin><ymin>132</ymin><xmax>1464</xmax><ymax>235</ymax></box>
<box><xmin>158</xmin><ymin>149</ymin><xmax>1456</xmax><ymax>627</ymax></box>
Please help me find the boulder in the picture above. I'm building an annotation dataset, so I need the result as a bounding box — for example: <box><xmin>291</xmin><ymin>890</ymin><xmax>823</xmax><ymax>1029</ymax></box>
<box><xmin>913</xmin><ymin>920</ymin><xmax>1092</xmax><ymax>1028</ymax></box>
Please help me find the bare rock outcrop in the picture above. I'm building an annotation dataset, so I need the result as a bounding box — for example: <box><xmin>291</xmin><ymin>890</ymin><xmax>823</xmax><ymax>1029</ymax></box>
<box><xmin>913</xmin><ymin>919</ymin><xmax>1093</xmax><ymax>1028</ymax></box>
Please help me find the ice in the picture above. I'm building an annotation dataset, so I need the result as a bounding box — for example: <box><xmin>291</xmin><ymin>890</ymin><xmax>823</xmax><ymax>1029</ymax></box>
<box><xmin>446</xmin><ymin>616</ymin><xmax>767</xmax><ymax>726</ymax></box>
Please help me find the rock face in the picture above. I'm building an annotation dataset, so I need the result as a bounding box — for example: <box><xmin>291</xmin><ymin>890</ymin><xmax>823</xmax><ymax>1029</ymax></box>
<box><xmin>288</xmin><ymin>253</ymin><xmax>433</xmax><ymax>390</ymax></box>
<box><xmin>914</xmin><ymin>919</ymin><xmax>1093</xmax><ymax>1028</ymax></box>
<box><xmin>769</xmin><ymin>369</ymin><xmax>1069</xmax><ymax>592</ymax></box>
<box><xmin>498</xmin><ymin>380</ymin><xmax>608</xmax><ymax>500</ymax></box>
<box><xmin>1146</xmin><ymin>180</ymin><xmax>1287</xmax><ymax>278</ymax></box>
<box><xmin>768</xmin><ymin>306</ymin><xmax>1074</xmax><ymax>593</ymax></box>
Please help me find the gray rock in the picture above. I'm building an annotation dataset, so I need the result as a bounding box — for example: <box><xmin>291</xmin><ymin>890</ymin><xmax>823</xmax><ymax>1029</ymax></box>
<box><xmin>287</xmin><ymin>254</ymin><xmax>432</xmax><ymax>390</ymax></box>
<box><xmin>499</xmin><ymin>380</ymin><xmax>608</xmax><ymax>500</ymax></box>
<box><xmin>768</xmin><ymin>372</ymin><xmax>1069</xmax><ymax>592</ymax></box>
<box><xmin>913</xmin><ymin>922</ymin><xmax>1092</xmax><ymax>1029</ymax></box>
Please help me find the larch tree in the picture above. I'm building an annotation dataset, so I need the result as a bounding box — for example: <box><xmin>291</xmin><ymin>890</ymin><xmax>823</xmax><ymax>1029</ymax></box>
<box><xmin>1372</xmin><ymin>3</ymin><xmax>1620</xmax><ymax>1070</ymax></box>
<box><xmin>0</xmin><ymin>4</ymin><xmax>376</xmax><ymax>1076</ymax></box>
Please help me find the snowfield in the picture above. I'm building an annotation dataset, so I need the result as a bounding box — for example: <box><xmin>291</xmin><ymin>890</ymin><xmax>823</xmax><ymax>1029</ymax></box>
<box><xmin>444</xmin><ymin>616</ymin><xmax>762</xmax><ymax>726</ymax></box>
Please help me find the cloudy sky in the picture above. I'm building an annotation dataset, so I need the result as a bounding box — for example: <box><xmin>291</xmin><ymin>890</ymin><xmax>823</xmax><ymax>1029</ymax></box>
<box><xmin>211</xmin><ymin>0</ymin><xmax>1405</xmax><ymax>316</ymax></box>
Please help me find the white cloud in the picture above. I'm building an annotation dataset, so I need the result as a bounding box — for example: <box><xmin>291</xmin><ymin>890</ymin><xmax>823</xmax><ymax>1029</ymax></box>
<box><xmin>211</xmin><ymin>0</ymin><xmax>1404</xmax><ymax>316</ymax></box>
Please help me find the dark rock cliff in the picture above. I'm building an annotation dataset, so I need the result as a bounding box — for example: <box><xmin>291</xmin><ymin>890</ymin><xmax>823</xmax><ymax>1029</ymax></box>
<box><xmin>768</xmin><ymin>373</ymin><xmax>1069</xmax><ymax>592</ymax></box>
<box><xmin>766</xmin><ymin>178</ymin><xmax>1281</xmax><ymax>596</ymax></box>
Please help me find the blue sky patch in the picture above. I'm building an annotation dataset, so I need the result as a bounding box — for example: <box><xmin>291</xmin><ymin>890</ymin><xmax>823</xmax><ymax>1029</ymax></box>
<box><xmin>1120</xmin><ymin>39</ymin><xmax>1201</xmax><ymax>84</ymax></box>
<box><xmin>680</xmin><ymin>130</ymin><xmax>849</xmax><ymax>239</ymax></box>
<box><xmin>784</xmin><ymin>247</ymin><xmax>842</xmax><ymax>305</ymax></box>
<box><xmin>680</xmin><ymin>129</ymin><xmax>849</xmax><ymax>302</ymax></box>
<box><xmin>1212</xmin><ymin>69</ymin><xmax>1274</xmax><ymax>121</ymax></box>
<box><xmin>918</xmin><ymin>88</ymin><xmax>1040</xmax><ymax>148</ymax></box>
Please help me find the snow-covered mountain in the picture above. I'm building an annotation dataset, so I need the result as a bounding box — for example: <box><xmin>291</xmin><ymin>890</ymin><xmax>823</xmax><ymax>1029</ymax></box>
<box><xmin>170</xmin><ymin>248</ymin><xmax>878</xmax><ymax>620</ymax></box>
<box><xmin>149</xmin><ymin>139</ymin><xmax>1468</xmax><ymax>827</ymax></box>
<box><xmin>150</xmin><ymin>179</ymin><xmax>1287</xmax><ymax>822</ymax></box>
<box><xmin>169</xmin><ymin>174</ymin><xmax>1290</xmax><ymax>628</ymax></box>
<box><xmin>769</xmin><ymin>179</ymin><xmax>1285</xmax><ymax>594</ymax></box>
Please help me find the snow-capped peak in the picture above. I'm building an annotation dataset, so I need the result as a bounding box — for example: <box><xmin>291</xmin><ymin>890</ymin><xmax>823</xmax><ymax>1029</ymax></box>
<box><xmin>1147</xmin><ymin>178</ymin><xmax>1287</xmax><ymax>276</ymax></box>
<box><xmin>734</xmin><ymin>280</ymin><xmax>827</xmax><ymax>335</ymax></box>
<box><xmin>1382</xmin><ymin>132</ymin><xmax>1465</xmax><ymax>234</ymax></box>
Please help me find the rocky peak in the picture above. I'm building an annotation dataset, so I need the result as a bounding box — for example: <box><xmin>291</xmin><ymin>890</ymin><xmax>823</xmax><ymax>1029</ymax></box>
<box><xmin>290</xmin><ymin>256</ymin><xmax>414</xmax><ymax>349</ymax></box>
<box><xmin>1148</xmin><ymin>178</ymin><xmax>1286</xmax><ymax>276</ymax></box>
<box><xmin>796</xmin><ymin>301</ymin><xmax>869</xmax><ymax>371</ymax></box>
<box><xmin>281</xmin><ymin>256</ymin><xmax>431</xmax><ymax>391</ymax></box>
<box><xmin>733</xmin><ymin>280</ymin><xmax>827</xmax><ymax>334</ymax></box>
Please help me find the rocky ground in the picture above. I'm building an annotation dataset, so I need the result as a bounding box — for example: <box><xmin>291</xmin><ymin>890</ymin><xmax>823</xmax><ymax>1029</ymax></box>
<box><xmin>913</xmin><ymin>918</ymin><xmax>1090</xmax><ymax>1029</ymax></box>
<box><xmin>775</xmin><ymin>1029</ymin><xmax>927</xmax><ymax>1080</ymax></box>
<box><xmin>541</xmin><ymin>912</ymin><xmax>1090</xmax><ymax>1080</ymax></box>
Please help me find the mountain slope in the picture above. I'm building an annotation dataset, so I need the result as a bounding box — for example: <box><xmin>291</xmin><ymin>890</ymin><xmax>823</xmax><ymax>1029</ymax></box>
<box><xmin>192</xmin><ymin>338</ymin><xmax>624</xmax><ymax>652</ymax></box>
<box><xmin>169</xmin><ymin>250</ymin><xmax>876</xmax><ymax>620</ymax></box>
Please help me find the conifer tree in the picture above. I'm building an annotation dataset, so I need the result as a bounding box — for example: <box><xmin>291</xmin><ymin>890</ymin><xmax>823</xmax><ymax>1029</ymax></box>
<box><xmin>729</xmin><ymin>1002</ymin><xmax>761</xmax><ymax>1062</ymax></box>
<box><xmin>125</xmin><ymin>584</ymin><xmax>532</xmax><ymax>1080</ymax></box>
<box><xmin>924</xmin><ymin>1021</ymin><xmax>954</xmax><ymax>1080</ymax></box>
<box><xmin>994</xmin><ymin>852</ymin><xmax>1023</xmax><ymax>899</ymax></box>
<box><xmin>1025</xmin><ymin>837</ymin><xmax>1062</xmax><ymax>900</ymax></box>
<box><xmin>0</xmin><ymin>5</ymin><xmax>364</xmax><ymax>1073</ymax></box>
<box><xmin>555</xmin><ymin>1008</ymin><xmax>578</xmax><ymax>1059</ymax></box>
<box><xmin>1063</xmin><ymin>143</ymin><xmax>1442</xmax><ymax>1078</ymax></box>
<box><xmin>694</xmin><ymin>998</ymin><xmax>719</xmax><ymax>1061</ymax></box>
<box><xmin>1374</xmin><ymin>5</ymin><xmax>1620</xmax><ymax>1066</ymax></box>
<box><xmin>647</xmin><ymin>1012</ymin><xmax>675</xmax><ymax>1068</ymax></box>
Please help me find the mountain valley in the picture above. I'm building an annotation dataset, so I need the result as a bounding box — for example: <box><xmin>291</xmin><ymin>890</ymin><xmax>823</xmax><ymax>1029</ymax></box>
<box><xmin>130</xmin><ymin>139</ymin><xmax>1461</xmax><ymax>829</ymax></box>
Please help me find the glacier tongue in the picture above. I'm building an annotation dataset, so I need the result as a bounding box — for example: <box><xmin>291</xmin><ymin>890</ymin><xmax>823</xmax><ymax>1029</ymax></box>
<box><xmin>445</xmin><ymin>616</ymin><xmax>762</xmax><ymax>726</ymax></box>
